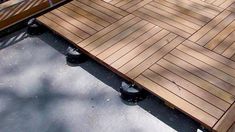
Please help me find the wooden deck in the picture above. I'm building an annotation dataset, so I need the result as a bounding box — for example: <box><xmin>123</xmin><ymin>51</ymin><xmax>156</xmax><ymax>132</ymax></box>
<box><xmin>0</xmin><ymin>0</ymin><xmax>69</xmax><ymax>30</ymax></box>
<box><xmin>36</xmin><ymin>0</ymin><xmax>235</xmax><ymax>131</ymax></box>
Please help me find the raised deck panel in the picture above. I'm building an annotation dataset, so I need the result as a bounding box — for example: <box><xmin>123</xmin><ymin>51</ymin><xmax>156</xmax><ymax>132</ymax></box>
<box><xmin>37</xmin><ymin>0</ymin><xmax>235</xmax><ymax>131</ymax></box>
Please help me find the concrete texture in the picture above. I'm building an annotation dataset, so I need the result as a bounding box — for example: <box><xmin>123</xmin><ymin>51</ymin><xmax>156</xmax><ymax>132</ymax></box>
<box><xmin>0</xmin><ymin>28</ymin><xmax>200</xmax><ymax>132</ymax></box>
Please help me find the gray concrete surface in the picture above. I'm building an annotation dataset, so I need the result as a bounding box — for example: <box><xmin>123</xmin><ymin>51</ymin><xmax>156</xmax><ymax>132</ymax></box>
<box><xmin>0</xmin><ymin>28</ymin><xmax>200</xmax><ymax>132</ymax></box>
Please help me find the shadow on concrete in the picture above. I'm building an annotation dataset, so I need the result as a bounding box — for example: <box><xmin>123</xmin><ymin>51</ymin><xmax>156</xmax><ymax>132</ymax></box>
<box><xmin>38</xmin><ymin>31</ymin><xmax>201</xmax><ymax>132</ymax></box>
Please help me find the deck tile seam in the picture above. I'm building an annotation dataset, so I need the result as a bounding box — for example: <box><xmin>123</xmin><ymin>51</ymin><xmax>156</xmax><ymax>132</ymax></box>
<box><xmin>89</xmin><ymin>20</ymin><xmax>150</xmax><ymax>55</ymax></box>
<box><xmin>114</xmin><ymin>32</ymin><xmax>176</xmax><ymax>70</ymax></box>
<box><xmin>94</xmin><ymin>0</ymin><xmax>131</xmax><ymax>16</ymax></box>
<box><xmin>156</xmin><ymin>58</ymin><xmax>234</xmax><ymax>104</ymax></box>
<box><xmin>76</xmin><ymin>14</ymin><xmax>136</xmax><ymax>47</ymax></box>
<box><xmin>127</xmin><ymin>36</ymin><xmax>184</xmax><ymax>79</ymax></box>
<box><xmin>187</xmin><ymin>10</ymin><xmax>233</xmax><ymax>44</ymax></box>
<box><xmin>163</xmin><ymin>0</ymin><xmax>219</xmax><ymax>18</ymax></box>
<box><xmin>149</xmin><ymin>1</ymin><xmax>204</xmax><ymax>27</ymax></box>
<box><xmin>83</xmin><ymin>16</ymin><xmax>142</xmax><ymax>51</ymax></box>
<box><xmin>100</xmin><ymin>23</ymin><xmax>159</xmax><ymax>60</ymax></box>
<box><xmin>71</xmin><ymin>1</ymin><xmax>118</xmax><ymax>23</ymax></box>
<box><xmin>172</xmin><ymin>0</ymin><xmax>222</xmax><ymax>16</ymax></box>
<box><xmin>90</xmin><ymin>0</ymin><xmax>129</xmax><ymax>16</ymax></box>
<box><xmin>149</xmin><ymin>62</ymin><xmax>231</xmax><ymax>111</ymax></box>
<box><xmin>115</xmin><ymin>31</ymin><xmax>173</xmax><ymax>70</ymax></box>
<box><xmin>147</xmin><ymin>66</ymin><xmax>228</xmax><ymax>113</ymax></box>
<box><xmin>141</xmin><ymin>71</ymin><xmax>222</xmax><ymax>119</ymax></box>
<box><xmin>78</xmin><ymin>0</ymin><xmax>124</xmax><ymax>20</ymax></box>
<box><xmin>152</xmin><ymin>0</ymin><xmax>211</xmax><ymax>23</ymax></box>
<box><xmin>166</xmin><ymin>51</ymin><xmax>235</xmax><ymax>97</ymax></box>
<box><xmin>204</xmin><ymin>17</ymin><xmax>235</xmax><ymax>49</ymax></box>
<box><xmin>182</xmin><ymin>39</ymin><xmax>235</xmax><ymax>69</ymax></box>
<box><xmin>199</xmin><ymin>12</ymin><xmax>235</xmax><ymax>47</ymax></box>
<box><xmin>95</xmin><ymin>23</ymin><xmax>156</xmax><ymax>60</ymax></box>
<box><xmin>179</xmin><ymin>43</ymin><xmax>235</xmax><ymax>79</ymax></box>
<box><xmin>143</xmin><ymin>4</ymin><xmax>199</xmax><ymax>31</ymax></box>
<box><xmin>132</xmin><ymin>9</ymin><xmax>191</xmax><ymax>38</ymax></box>
<box><xmin>212</xmin><ymin>101</ymin><xmax>235</xmax><ymax>130</ymax></box>
<box><xmin>213</xmin><ymin>30</ymin><xmax>235</xmax><ymax>54</ymax></box>
<box><xmin>104</xmin><ymin>26</ymin><xmax>163</xmax><ymax>65</ymax></box>
<box><xmin>139</xmin><ymin>7</ymin><xmax>195</xmax><ymax>34</ymax></box>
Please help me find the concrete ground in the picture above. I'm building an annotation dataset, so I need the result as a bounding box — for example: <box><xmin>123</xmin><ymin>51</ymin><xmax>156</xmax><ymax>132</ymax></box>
<box><xmin>0</xmin><ymin>28</ymin><xmax>200</xmax><ymax>132</ymax></box>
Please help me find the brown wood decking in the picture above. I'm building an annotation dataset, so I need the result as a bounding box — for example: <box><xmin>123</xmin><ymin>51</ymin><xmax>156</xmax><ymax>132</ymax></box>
<box><xmin>36</xmin><ymin>0</ymin><xmax>235</xmax><ymax>131</ymax></box>
<box><xmin>0</xmin><ymin>0</ymin><xmax>69</xmax><ymax>30</ymax></box>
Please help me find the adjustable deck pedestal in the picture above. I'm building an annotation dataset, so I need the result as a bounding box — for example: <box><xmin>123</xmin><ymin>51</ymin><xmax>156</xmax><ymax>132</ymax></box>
<box><xmin>120</xmin><ymin>82</ymin><xmax>146</xmax><ymax>103</ymax></box>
